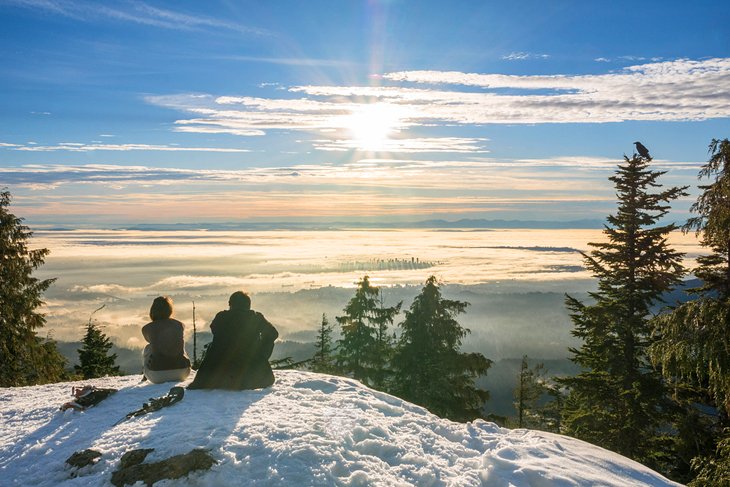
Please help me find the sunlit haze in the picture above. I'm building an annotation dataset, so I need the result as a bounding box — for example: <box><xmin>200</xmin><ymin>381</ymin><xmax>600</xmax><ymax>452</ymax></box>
<box><xmin>34</xmin><ymin>229</ymin><xmax>702</xmax><ymax>350</ymax></box>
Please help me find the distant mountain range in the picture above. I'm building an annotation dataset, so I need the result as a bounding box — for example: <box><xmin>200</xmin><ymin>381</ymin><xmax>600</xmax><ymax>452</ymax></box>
<box><xmin>53</xmin><ymin>218</ymin><xmax>607</xmax><ymax>231</ymax></box>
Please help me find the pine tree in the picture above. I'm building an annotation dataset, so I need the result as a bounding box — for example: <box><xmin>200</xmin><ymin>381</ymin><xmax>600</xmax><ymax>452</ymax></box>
<box><xmin>391</xmin><ymin>276</ymin><xmax>491</xmax><ymax>422</ymax></box>
<box><xmin>0</xmin><ymin>189</ymin><xmax>66</xmax><ymax>386</ymax></box>
<box><xmin>559</xmin><ymin>152</ymin><xmax>687</xmax><ymax>467</ymax></box>
<box><xmin>685</xmin><ymin>138</ymin><xmax>730</xmax><ymax>300</ymax></box>
<box><xmin>539</xmin><ymin>382</ymin><xmax>565</xmax><ymax>434</ymax></box>
<box><xmin>650</xmin><ymin>138</ymin><xmax>730</xmax><ymax>485</ymax></box>
<box><xmin>335</xmin><ymin>276</ymin><xmax>379</xmax><ymax>382</ymax></box>
<box><xmin>75</xmin><ymin>316</ymin><xmax>121</xmax><ymax>379</ymax></box>
<box><xmin>335</xmin><ymin>276</ymin><xmax>400</xmax><ymax>386</ymax></box>
<box><xmin>369</xmin><ymin>289</ymin><xmax>401</xmax><ymax>389</ymax></box>
<box><xmin>511</xmin><ymin>356</ymin><xmax>563</xmax><ymax>432</ymax></box>
<box><xmin>310</xmin><ymin>313</ymin><xmax>336</xmax><ymax>374</ymax></box>
<box><xmin>514</xmin><ymin>356</ymin><xmax>549</xmax><ymax>429</ymax></box>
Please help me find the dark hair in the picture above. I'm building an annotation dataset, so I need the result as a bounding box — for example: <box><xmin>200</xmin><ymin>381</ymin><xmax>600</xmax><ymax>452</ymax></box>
<box><xmin>229</xmin><ymin>291</ymin><xmax>251</xmax><ymax>311</ymax></box>
<box><xmin>150</xmin><ymin>296</ymin><xmax>173</xmax><ymax>321</ymax></box>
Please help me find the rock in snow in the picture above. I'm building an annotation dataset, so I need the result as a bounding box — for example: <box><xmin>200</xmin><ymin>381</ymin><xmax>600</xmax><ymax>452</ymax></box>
<box><xmin>0</xmin><ymin>370</ymin><xmax>681</xmax><ymax>486</ymax></box>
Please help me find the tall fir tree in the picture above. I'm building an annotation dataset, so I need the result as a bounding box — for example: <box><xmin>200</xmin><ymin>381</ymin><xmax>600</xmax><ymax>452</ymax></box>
<box><xmin>336</xmin><ymin>276</ymin><xmax>400</xmax><ymax>387</ymax></box>
<box><xmin>651</xmin><ymin>138</ymin><xmax>730</xmax><ymax>485</ymax></box>
<box><xmin>514</xmin><ymin>356</ymin><xmax>549</xmax><ymax>429</ymax></box>
<box><xmin>310</xmin><ymin>313</ymin><xmax>336</xmax><ymax>374</ymax></box>
<box><xmin>391</xmin><ymin>276</ymin><xmax>491</xmax><ymax>422</ymax></box>
<box><xmin>75</xmin><ymin>318</ymin><xmax>121</xmax><ymax>379</ymax></box>
<box><xmin>559</xmin><ymin>151</ymin><xmax>687</xmax><ymax>468</ymax></box>
<box><xmin>512</xmin><ymin>356</ymin><xmax>563</xmax><ymax>432</ymax></box>
<box><xmin>370</xmin><ymin>290</ymin><xmax>401</xmax><ymax>389</ymax></box>
<box><xmin>335</xmin><ymin>275</ymin><xmax>378</xmax><ymax>382</ymax></box>
<box><xmin>0</xmin><ymin>189</ymin><xmax>66</xmax><ymax>386</ymax></box>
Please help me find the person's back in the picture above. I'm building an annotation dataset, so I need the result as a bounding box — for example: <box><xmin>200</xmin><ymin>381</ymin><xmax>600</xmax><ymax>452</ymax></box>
<box><xmin>142</xmin><ymin>318</ymin><xmax>190</xmax><ymax>370</ymax></box>
<box><xmin>189</xmin><ymin>291</ymin><xmax>278</xmax><ymax>390</ymax></box>
<box><xmin>142</xmin><ymin>296</ymin><xmax>191</xmax><ymax>384</ymax></box>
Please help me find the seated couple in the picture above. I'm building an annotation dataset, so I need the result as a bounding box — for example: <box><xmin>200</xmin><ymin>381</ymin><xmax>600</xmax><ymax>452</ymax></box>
<box><xmin>142</xmin><ymin>292</ymin><xmax>278</xmax><ymax>390</ymax></box>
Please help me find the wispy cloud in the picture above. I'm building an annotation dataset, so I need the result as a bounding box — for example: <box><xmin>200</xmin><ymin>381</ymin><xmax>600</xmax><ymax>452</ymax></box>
<box><xmin>1</xmin><ymin>156</ymin><xmax>698</xmax><ymax>191</ymax></box>
<box><xmin>501</xmin><ymin>52</ymin><xmax>550</xmax><ymax>61</ymax></box>
<box><xmin>594</xmin><ymin>55</ymin><xmax>664</xmax><ymax>63</ymax></box>
<box><xmin>312</xmin><ymin>137</ymin><xmax>489</xmax><ymax>153</ymax></box>
<box><xmin>380</xmin><ymin>58</ymin><xmax>730</xmax><ymax>122</ymax></box>
<box><xmin>71</xmin><ymin>274</ymin><xmax>254</xmax><ymax>295</ymax></box>
<box><xmin>6</xmin><ymin>159</ymin><xmax>677</xmax><ymax>223</ymax></box>
<box><xmin>5</xmin><ymin>0</ymin><xmax>268</xmax><ymax>35</ymax></box>
<box><xmin>618</xmin><ymin>55</ymin><xmax>664</xmax><ymax>62</ymax></box>
<box><xmin>0</xmin><ymin>164</ymin><xmax>276</xmax><ymax>188</ymax></box>
<box><xmin>5</xmin><ymin>142</ymin><xmax>249</xmax><ymax>153</ymax></box>
<box><xmin>146</xmin><ymin>58</ymin><xmax>730</xmax><ymax>151</ymax></box>
<box><xmin>0</xmin><ymin>157</ymin><xmax>661</xmax><ymax>215</ymax></box>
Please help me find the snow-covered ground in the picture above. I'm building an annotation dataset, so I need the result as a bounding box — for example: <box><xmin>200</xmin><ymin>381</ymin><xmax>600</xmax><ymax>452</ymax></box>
<box><xmin>0</xmin><ymin>370</ymin><xmax>681</xmax><ymax>486</ymax></box>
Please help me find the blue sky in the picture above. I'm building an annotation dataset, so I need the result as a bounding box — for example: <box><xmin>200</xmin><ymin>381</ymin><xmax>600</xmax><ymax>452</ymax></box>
<box><xmin>1</xmin><ymin>0</ymin><xmax>729</xmax><ymax>224</ymax></box>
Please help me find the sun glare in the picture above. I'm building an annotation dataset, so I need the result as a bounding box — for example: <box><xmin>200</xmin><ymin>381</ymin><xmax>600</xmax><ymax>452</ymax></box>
<box><xmin>344</xmin><ymin>103</ymin><xmax>404</xmax><ymax>151</ymax></box>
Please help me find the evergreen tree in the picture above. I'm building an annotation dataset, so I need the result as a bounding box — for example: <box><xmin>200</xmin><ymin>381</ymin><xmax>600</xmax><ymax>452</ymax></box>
<box><xmin>392</xmin><ymin>276</ymin><xmax>491</xmax><ymax>422</ymax></box>
<box><xmin>0</xmin><ymin>189</ymin><xmax>66</xmax><ymax>386</ymax></box>
<box><xmin>310</xmin><ymin>313</ymin><xmax>336</xmax><ymax>374</ymax></box>
<box><xmin>370</xmin><ymin>290</ymin><xmax>401</xmax><ymax>389</ymax></box>
<box><xmin>539</xmin><ymin>382</ymin><xmax>565</xmax><ymax>434</ymax></box>
<box><xmin>559</xmin><ymin>152</ymin><xmax>687</xmax><ymax>467</ymax></box>
<box><xmin>75</xmin><ymin>317</ymin><xmax>121</xmax><ymax>379</ymax></box>
<box><xmin>514</xmin><ymin>356</ymin><xmax>549</xmax><ymax>429</ymax></box>
<box><xmin>689</xmin><ymin>432</ymin><xmax>730</xmax><ymax>487</ymax></box>
<box><xmin>650</xmin><ymin>138</ymin><xmax>730</xmax><ymax>485</ymax></box>
<box><xmin>336</xmin><ymin>276</ymin><xmax>400</xmax><ymax>386</ymax></box>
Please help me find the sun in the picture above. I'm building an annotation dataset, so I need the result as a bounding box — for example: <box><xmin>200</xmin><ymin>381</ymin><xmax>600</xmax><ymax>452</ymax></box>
<box><xmin>343</xmin><ymin>103</ymin><xmax>404</xmax><ymax>151</ymax></box>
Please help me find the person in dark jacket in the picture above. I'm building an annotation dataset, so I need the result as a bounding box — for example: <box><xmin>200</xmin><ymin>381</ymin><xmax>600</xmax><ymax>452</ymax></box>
<box><xmin>188</xmin><ymin>291</ymin><xmax>278</xmax><ymax>390</ymax></box>
<box><xmin>142</xmin><ymin>296</ymin><xmax>191</xmax><ymax>383</ymax></box>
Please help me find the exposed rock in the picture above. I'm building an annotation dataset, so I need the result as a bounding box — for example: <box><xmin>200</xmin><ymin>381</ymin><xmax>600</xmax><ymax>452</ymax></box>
<box><xmin>65</xmin><ymin>449</ymin><xmax>102</xmax><ymax>469</ymax></box>
<box><xmin>111</xmin><ymin>448</ymin><xmax>216</xmax><ymax>487</ymax></box>
<box><xmin>119</xmin><ymin>448</ymin><xmax>154</xmax><ymax>469</ymax></box>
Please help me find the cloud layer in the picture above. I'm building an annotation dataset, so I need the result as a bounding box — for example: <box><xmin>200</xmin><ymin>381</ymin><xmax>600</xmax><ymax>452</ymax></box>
<box><xmin>4</xmin><ymin>58</ymin><xmax>727</xmax><ymax>157</ymax></box>
<box><xmin>2</xmin><ymin>157</ymin><xmax>698</xmax><ymax>223</ymax></box>
<box><xmin>7</xmin><ymin>143</ymin><xmax>249</xmax><ymax>153</ymax></box>
<box><xmin>35</xmin><ymin>228</ymin><xmax>702</xmax><ymax>343</ymax></box>
<box><xmin>145</xmin><ymin>58</ymin><xmax>730</xmax><ymax>148</ymax></box>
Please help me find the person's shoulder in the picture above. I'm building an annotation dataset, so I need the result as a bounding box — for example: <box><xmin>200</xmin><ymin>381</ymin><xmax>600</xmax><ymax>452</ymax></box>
<box><xmin>211</xmin><ymin>310</ymin><xmax>231</xmax><ymax>327</ymax></box>
<box><xmin>254</xmin><ymin>311</ymin><xmax>275</xmax><ymax>327</ymax></box>
<box><xmin>251</xmin><ymin>310</ymin><xmax>266</xmax><ymax>321</ymax></box>
<box><xmin>213</xmin><ymin>310</ymin><xmax>230</xmax><ymax>320</ymax></box>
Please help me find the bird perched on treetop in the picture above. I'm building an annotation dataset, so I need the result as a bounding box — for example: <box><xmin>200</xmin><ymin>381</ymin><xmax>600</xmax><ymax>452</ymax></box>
<box><xmin>633</xmin><ymin>141</ymin><xmax>651</xmax><ymax>159</ymax></box>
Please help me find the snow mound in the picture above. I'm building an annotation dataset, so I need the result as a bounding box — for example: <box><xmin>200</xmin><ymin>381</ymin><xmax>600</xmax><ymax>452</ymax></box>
<box><xmin>0</xmin><ymin>370</ymin><xmax>681</xmax><ymax>486</ymax></box>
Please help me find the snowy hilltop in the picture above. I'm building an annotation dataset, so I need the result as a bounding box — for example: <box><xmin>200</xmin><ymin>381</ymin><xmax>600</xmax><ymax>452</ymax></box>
<box><xmin>0</xmin><ymin>370</ymin><xmax>681</xmax><ymax>486</ymax></box>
